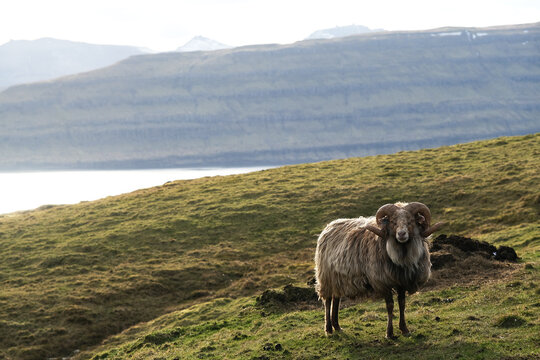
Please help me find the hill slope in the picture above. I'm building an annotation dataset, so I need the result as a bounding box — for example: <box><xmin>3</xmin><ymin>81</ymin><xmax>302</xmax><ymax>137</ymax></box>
<box><xmin>0</xmin><ymin>24</ymin><xmax>539</xmax><ymax>170</ymax></box>
<box><xmin>0</xmin><ymin>38</ymin><xmax>146</xmax><ymax>90</ymax></box>
<box><xmin>81</xmin><ymin>269</ymin><xmax>540</xmax><ymax>360</ymax></box>
<box><xmin>0</xmin><ymin>133</ymin><xmax>538</xmax><ymax>359</ymax></box>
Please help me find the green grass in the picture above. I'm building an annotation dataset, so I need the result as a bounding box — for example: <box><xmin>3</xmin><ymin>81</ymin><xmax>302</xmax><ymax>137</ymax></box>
<box><xmin>85</xmin><ymin>267</ymin><xmax>540</xmax><ymax>360</ymax></box>
<box><xmin>0</xmin><ymin>133</ymin><xmax>539</xmax><ymax>359</ymax></box>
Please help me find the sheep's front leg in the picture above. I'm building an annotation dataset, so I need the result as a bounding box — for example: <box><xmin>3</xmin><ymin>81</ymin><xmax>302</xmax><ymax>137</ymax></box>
<box><xmin>324</xmin><ymin>297</ymin><xmax>333</xmax><ymax>335</ymax></box>
<box><xmin>384</xmin><ymin>293</ymin><xmax>395</xmax><ymax>339</ymax></box>
<box><xmin>398</xmin><ymin>289</ymin><xmax>410</xmax><ymax>336</ymax></box>
<box><xmin>331</xmin><ymin>296</ymin><xmax>342</xmax><ymax>332</ymax></box>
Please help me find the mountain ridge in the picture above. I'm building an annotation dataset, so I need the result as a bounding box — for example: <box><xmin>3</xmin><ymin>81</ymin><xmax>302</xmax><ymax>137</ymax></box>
<box><xmin>0</xmin><ymin>37</ymin><xmax>147</xmax><ymax>90</ymax></box>
<box><xmin>0</xmin><ymin>23</ymin><xmax>539</xmax><ymax>170</ymax></box>
<box><xmin>306</xmin><ymin>24</ymin><xmax>383</xmax><ymax>39</ymax></box>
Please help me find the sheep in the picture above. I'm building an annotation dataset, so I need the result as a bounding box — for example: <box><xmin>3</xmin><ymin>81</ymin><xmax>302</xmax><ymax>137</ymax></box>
<box><xmin>314</xmin><ymin>202</ymin><xmax>444</xmax><ymax>338</ymax></box>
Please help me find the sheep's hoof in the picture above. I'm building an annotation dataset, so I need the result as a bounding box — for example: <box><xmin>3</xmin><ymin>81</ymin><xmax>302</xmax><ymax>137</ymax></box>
<box><xmin>385</xmin><ymin>333</ymin><xmax>397</xmax><ymax>340</ymax></box>
<box><xmin>326</xmin><ymin>330</ymin><xmax>342</xmax><ymax>337</ymax></box>
<box><xmin>401</xmin><ymin>331</ymin><xmax>411</xmax><ymax>337</ymax></box>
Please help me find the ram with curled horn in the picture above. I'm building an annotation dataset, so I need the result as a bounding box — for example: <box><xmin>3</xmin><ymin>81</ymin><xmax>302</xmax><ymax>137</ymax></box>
<box><xmin>314</xmin><ymin>202</ymin><xmax>445</xmax><ymax>338</ymax></box>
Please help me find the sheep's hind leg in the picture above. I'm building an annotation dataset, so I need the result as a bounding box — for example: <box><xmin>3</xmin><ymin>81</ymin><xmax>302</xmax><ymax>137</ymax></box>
<box><xmin>384</xmin><ymin>293</ymin><xmax>396</xmax><ymax>339</ymax></box>
<box><xmin>324</xmin><ymin>297</ymin><xmax>333</xmax><ymax>335</ymax></box>
<box><xmin>331</xmin><ymin>296</ymin><xmax>342</xmax><ymax>332</ymax></box>
<box><xmin>398</xmin><ymin>289</ymin><xmax>410</xmax><ymax>336</ymax></box>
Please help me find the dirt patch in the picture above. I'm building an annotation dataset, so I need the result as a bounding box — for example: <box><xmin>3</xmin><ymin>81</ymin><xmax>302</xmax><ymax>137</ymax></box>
<box><xmin>426</xmin><ymin>234</ymin><xmax>519</xmax><ymax>289</ymax></box>
<box><xmin>255</xmin><ymin>284</ymin><xmax>319</xmax><ymax>312</ymax></box>
<box><xmin>494</xmin><ymin>245</ymin><xmax>519</xmax><ymax>262</ymax></box>
<box><xmin>431</xmin><ymin>234</ymin><xmax>518</xmax><ymax>262</ymax></box>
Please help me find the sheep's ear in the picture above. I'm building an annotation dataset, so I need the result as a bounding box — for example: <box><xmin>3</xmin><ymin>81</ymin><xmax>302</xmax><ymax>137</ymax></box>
<box><xmin>415</xmin><ymin>213</ymin><xmax>426</xmax><ymax>226</ymax></box>
<box><xmin>365</xmin><ymin>225</ymin><xmax>385</xmax><ymax>238</ymax></box>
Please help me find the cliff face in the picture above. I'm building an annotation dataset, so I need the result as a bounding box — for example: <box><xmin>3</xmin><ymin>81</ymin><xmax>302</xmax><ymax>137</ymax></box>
<box><xmin>1</xmin><ymin>24</ymin><xmax>539</xmax><ymax>170</ymax></box>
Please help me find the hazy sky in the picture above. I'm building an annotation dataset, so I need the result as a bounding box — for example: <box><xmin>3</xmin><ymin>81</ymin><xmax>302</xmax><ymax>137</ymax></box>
<box><xmin>1</xmin><ymin>0</ymin><xmax>539</xmax><ymax>51</ymax></box>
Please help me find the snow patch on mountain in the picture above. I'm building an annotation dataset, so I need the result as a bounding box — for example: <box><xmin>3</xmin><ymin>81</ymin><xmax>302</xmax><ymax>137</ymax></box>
<box><xmin>176</xmin><ymin>36</ymin><xmax>232</xmax><ymax>52</ymax></box>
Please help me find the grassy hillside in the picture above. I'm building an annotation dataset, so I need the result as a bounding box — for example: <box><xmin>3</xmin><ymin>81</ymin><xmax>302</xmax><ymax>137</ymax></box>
<box><xmin>1</xmin><ymin>24</ymin><xmax>539</xmax><ymax>170</ymax></box>
<box><xmin>81</xmin><ymin>272</ymin><xmax>540</xmax><ymax>360</ymax></box>
<box><xmin>0</xmin><ymin>133</ymin><xmax>538</xmax><ymax>359</ymax></box>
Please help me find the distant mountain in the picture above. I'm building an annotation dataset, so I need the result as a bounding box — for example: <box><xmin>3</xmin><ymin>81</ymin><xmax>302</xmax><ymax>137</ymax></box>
<box><xmin>306</xmin><ymin>24</ymin><xmax>383</xmax><ymax>39</ymax></box>
<box><xmin>0</xmin><ymin>23</ymin><xmax>539</xmax><ymax>170</ymax></box>
<box><xmin>0</xmin><ymin>38</ymin><xmax>147</xmax><ymax>89</ymax></box>
<box><xmin>177</xmin><ymin>36</ymin><xmax>232</xmax><ymax>52</ymax></box>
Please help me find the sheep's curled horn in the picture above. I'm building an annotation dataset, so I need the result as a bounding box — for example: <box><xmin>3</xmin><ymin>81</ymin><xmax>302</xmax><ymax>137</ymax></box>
<box><xmin>365</xmin><ymin>202</ymin><xmax>445</xmax><ymax>238</ymax></box>
<box><xmin>408</xmin><ymin>202</ymin><xmax>446</xmax><ymax>237</ymax></box>
<box><xmin>404</xmin><ymin>202</ymin><xmax>432</xmax><ymax>232</ymax></box>
<box><xmin>364</xmin><ymin>204</ymin><xmax>398</xmax><ymax>238</ymax></box>
<box><xmin>375</xmin><ymin>203</ymin><xmax>400</xmax><ymax>225</ymax></box>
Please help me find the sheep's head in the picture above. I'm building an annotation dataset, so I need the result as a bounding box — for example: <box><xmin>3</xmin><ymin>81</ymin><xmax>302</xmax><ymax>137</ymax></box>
<box><xmin>365</xmin><ymin>202</ymin><xmax>445</xmax><ymax>242</ymax></box>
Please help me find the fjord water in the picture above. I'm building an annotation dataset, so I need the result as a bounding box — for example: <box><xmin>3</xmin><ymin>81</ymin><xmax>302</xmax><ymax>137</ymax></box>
<box><xmin>0</xmin><ymin>167</ymin><xmax>269</xmax><ymax>215</ymax></box>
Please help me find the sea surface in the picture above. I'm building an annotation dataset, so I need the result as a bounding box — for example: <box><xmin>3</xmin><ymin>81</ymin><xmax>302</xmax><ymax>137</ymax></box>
<box><xmin>0</xmin><ymin>167</ymin><xmax>270</xmax><ymax>215</ymax></box>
